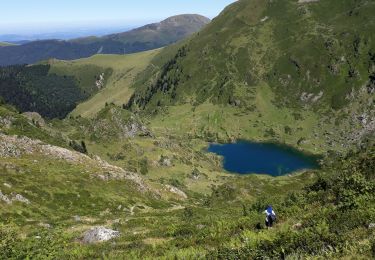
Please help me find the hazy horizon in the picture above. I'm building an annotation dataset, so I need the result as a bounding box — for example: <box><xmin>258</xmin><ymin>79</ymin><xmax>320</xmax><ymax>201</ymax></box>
<box><xmin>0</xmin><ymin>0</ymin><xmax>235</xmax><ymax>39</ymax></box>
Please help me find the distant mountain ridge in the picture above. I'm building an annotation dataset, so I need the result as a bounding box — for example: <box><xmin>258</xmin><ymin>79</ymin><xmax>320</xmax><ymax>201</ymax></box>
<box><xmin>0</xmin><ymin>14</ymin><xmax>210</xmax><ymax>66</ymax></box>
<box><xmin>0</xmin><ymin>41</ymin><xmax>15</xmax><ymax>47</ymax></box>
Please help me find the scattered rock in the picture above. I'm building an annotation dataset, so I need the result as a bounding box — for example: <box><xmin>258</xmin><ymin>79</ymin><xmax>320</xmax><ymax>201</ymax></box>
<box><xmin>73</xmin><ymin>215</ymin><xmax>81</xmax><ymax>222</ymax></box>
<box><xmin>12</xmin><ymin>193</ymin><xmax>30</xmax><ymax>204</ymax></box>
<box><xmin>39</xmin><ymin>223</ymin><xmax>51</xmax><ymax>229</ymax></box>
<box><xmin>368</xmin><ymin>223</ymin><xmax>375</xmax><ymax>229</ymax></box>
<box><xmin>3</xmin><ymin>183</ymin><xmax>12</xmax><ymax>188</ymax></box>
<box><xmin>196</xmin><ymin>224</ymin><xmax>205</xmax><ymax>230</ymax></box>
<box><xmin>0</xmin><ymin>190</ymin><xmax>30</xmax><ymax>204</ymax></box>
<box><xmin>164</xmin><ymin>185</ymin><xmax>188</xmax><ymax>199</ymax></box>
<box><xmin>159</xmin><ymin>156</ymin><xmax>172</xmax><ymax>167</ymax></box>
<box><xmin>300</xmin><ymin>91</ymin><xmax>323</xmax><ymax>103</ymax></box>
<box><xmin>0</xmin><ymin>190</ymin><xmax>11</xmax><ymax>204</ymax></box>
<box><xmin>293</xmin><ymin>223</ymin><xmax>303</xmax><ymax>229</ymax></box>
<box><xmin>260</xmin><ymin>16</ymin><xmax>269</xmax><ymax>22</ymax></box>
<box><xmin>82</xmin><ymin>226</ymin><xmax>120</xmax><ymax>244</ymax></box>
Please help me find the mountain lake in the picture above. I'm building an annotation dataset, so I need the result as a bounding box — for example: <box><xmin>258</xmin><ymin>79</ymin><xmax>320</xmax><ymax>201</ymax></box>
<box><xmin>207</xmin><ymin>141</ymin><xmax>320</xmax><ymax>176</ymax></box>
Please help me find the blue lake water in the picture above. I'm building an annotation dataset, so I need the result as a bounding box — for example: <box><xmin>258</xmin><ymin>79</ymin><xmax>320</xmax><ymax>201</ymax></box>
<box><xmin>207</xmin><ymin>141</ymin><xmax>320</xmax><ymax>176</ymax></box>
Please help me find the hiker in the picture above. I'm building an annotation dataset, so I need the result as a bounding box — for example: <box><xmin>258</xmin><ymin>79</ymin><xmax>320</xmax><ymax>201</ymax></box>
<box><xmin>264</xmin><ymin>205</ymin><xmax>276</xmax><ymax>228</ymax></box>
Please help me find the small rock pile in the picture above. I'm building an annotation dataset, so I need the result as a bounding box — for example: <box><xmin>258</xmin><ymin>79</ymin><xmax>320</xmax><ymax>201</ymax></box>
<box><xmin>82</xmin><ymin>226</ymin><xmax>120</xmax><ymax>243</ymax></box>
<box><xmin>0</xmin><ymin>190</ymin><xmax>30</xmax><ymax>204</ymax></box>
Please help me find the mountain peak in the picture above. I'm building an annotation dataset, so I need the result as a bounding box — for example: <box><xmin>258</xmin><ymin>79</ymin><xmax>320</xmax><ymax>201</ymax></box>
<box><xmin>161</xmin><ymin>14</ymin><xmax>211</xmax><ymax>26</ymax></box>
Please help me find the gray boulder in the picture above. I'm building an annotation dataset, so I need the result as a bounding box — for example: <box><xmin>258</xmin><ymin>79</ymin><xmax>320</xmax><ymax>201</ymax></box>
<box><xmin>83</xmin><ymin>226</ymin><xmax>120</xmax><ymax>243</ymax></box>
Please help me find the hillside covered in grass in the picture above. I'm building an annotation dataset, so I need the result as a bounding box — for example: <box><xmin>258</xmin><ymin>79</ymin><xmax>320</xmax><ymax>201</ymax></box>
<box><xmin>0</xmin><ymin>0</ymin><xmax>374</xmax><ymax>259</ymax></box>
<box><xmin>47</xmin><ymin>49</ymin><xmax>161</xmax><ymax>118</ymax></box>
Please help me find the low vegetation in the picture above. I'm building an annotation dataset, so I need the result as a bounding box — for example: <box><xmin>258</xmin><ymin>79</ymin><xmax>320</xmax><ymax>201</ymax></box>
<box><xmin>0</xmin><ymin>0</ymin><xmax>374</xmax><ymax>259</ymax></box>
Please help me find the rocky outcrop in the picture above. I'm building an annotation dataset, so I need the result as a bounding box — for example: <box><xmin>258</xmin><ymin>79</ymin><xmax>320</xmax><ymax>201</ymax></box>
<box><xmin>89</xmin><ymin>107</ymin><xmax>151</xmax><ymax>140</ymax></box>
<box><xmin>0</xmin><ymin>115</ymin><xmax>14</xmax><ymax>129</ymax></box>
<box><xmin>93</xmin><ymin>155</ymin><xmax>151</xmax><ymax>194</ymax></box>
<box><xmin>159</xmin><ymin>155</ymin><xmax>172</xmax><ymax>167</ymax></box>
<box><xmin>164</xmin><ymin>185</ymin><xmax>187</xmax><ymax>200</ymax></box>
<box><xmin>82</xmin><ymin>226</ymin><xmax>120</xmax><ymax>243</ymax></box>
<box><xmin>0</xmin><ymin>134</ymin><xmax>151</xmax><ymax>193</ymax></box>
<box><xmin>300</xmin><ymin>91</ymin><xmax>323</xmax><ymax>103</ymax></box>
<box><xmin>95</xmin><ymin>73</ymin><xmax>105</xmax><ymax>89</ymax></box>
<box><xmin>22</xmin><ymin>112</ymin><xmax>45</xmax><ymax>127</ymax></box>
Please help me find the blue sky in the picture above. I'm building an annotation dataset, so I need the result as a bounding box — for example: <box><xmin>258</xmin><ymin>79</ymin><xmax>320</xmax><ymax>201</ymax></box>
<box><xmin>0</xmin><ymin>0</ymin><xmax>236</xmax><ymax>34</ymax></box>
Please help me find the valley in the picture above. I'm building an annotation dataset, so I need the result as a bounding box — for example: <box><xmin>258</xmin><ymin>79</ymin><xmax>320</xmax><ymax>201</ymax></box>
<box><xmin>0</xmin><ymin>0</ymin><xmax>374</xmax><ymax>259</ymax></box>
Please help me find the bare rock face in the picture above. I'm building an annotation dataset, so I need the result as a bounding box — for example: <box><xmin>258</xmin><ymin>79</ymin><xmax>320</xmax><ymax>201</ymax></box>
<box><xmin>95</xmin><ymin>73</ymin><xmax>105</xmax><ymax>89</ymax></box>
<box><xmin>82</xmin><ymin>227</ymin><xmax>120</xmax><ymax>243</ymax></box>
<box><xmin>22</xmin><ymin>112</ymin><xmax>45</xmax><ymax>127</ymax></box>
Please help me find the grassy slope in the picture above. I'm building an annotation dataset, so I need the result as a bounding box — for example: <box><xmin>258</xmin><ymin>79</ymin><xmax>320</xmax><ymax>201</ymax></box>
<box><xmin>0</xmin><ymin>42</ymin><xmax>16</xmax><ymax>47</ymax></box>
<box><xmin>49</xmin><ymin>49</ymin><xmax>161</xmax><ymax>118</ymax></box>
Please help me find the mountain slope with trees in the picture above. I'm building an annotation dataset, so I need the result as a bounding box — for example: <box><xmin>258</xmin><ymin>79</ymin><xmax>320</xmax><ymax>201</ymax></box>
<box><xmin>0</xmin><ymin>64</ymin><xmax>111</xmax><ymax>118</ymax></box>
<box><xmin>127</xmin><ymin>0</ymin><xmax>374</xmax><ymax>154</ymax></box>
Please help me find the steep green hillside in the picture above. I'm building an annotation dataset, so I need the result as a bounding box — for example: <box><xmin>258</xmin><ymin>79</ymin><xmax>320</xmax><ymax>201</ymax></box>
<box><xmin>0</xmin><ymin>14</ymin><xmax>209</xmax><ymax>66</ymax></box>
<box><xmin>132</xmin><ymin>0</ymin><xmax>374</xmax><ymax>110</ymax></box>
<box><xmin>128</xmin><ymin>0</ymin><xmax>375</xmax><ymax>154</ymax></box>
<box><xmin>48</xmin><ymin>49</ymin><xmax>161</xmax><ymax>118</ymax></box>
